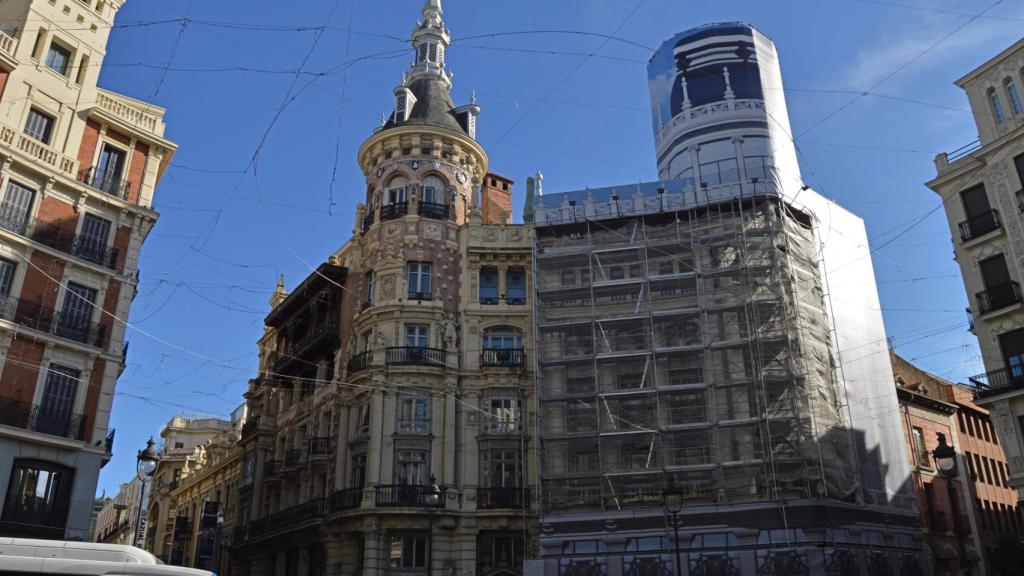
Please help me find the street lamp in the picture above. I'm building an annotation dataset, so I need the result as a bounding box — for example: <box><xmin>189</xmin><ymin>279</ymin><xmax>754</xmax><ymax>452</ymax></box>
<box><xmin>134</xmin><ymin>437</ymin><xmax>159</xmax><ymax>549</ymax></box>
<box><xmin>932</xmin><ymin>433</ymin><xmax>970</xmax><ymax>576</ymax></box>
<box><xmin>662</xmin><ymin>477</ymin><xmax>684</xmax><ymax>576</ymax></box>
<box><xmin>425</xmin><ymin>475</ymin><xmax>441</xmax><ymax>576</ymax></box>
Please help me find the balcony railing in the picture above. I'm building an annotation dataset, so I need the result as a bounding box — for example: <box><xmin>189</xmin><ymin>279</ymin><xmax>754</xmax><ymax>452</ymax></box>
<box><xmin>0</xmin><ymin>395</ymin><xmax>87</xmax><ymax>440</ymax></box>
<box><xmin>386</xmin><ymin>346</ymin><xmax>445</xmax><ymax>367</ymax></box>
<box><xmin>0</xmin><ymin>125</ymin><xmax>77</xmax><ymax>177</ymax></box>
<box><xmin>0</xmin><ymin>297</ymin><xmax>108</xmax><ymax>348</ymax></box>
<box><xmin>375</xmin><ymin>484</ymin><xmax>445</xmax><ymax>507</ymax></box>
<box><xmin>0</xmin><ymin>202</ymin><xmax>119</xmax><ymax>269</ymax></box>
<box><xmin>347</xmin><ymin>351</ymin><xmax>373</xmax><ymax>374</ymax></box>
<box><xmin>958</xmin><ymin>209</ymin><xmax>1001</xmax><ymax>242</ymax></box>
<box><xmin>283</xmin><ymin>449</ymin><xmax>302</xmax><ymax>469</ymax></box>
<box><xmin>331</xmin><ymin>487</ymin><xmax>362</xmax><ymax>511</ymax></box>
<box><xmin>309</xmin><ymin>437</ymin><xmax>331</xmax><ymax>457</ymax></box>
<box><xmin>380</xmin><ymin>201</ymin><xmax>408</xmax><ymax>221</ymax></box>
<box><xmin>418</xmin><ymin>201</ymin><xmax>449</xmax><ymax>220</ymax></box>
<box><xmin>0</xmin><ymin>30</ymin><xmax>15</xmax><ymax>57</ymax></box>
<box><xmin>482</xmin><ymin>348</ymin><xmax>525</xmax><ymax>367</ymax></box>
<box><xmin>975</xmin><ymin>281</ymin><xmax>1021</xmax><ymax>315</ymax></box>
<box><xmin>236</xmin><ymin>498</ymin><xmax>331</xmax><ymax>543</ymax></box>
<box><xmin>969</xmin><ymin>366</ymin><xmax>1024</xmax><ymax>398</ymax></box>
<box><xmin>477</xmin><ymin>486</ymin><xmax>529</xmax><ymax>509</ymax></box>
<box><xmin>80</xmin><ymin>167</ymin><xmax>132</xmax><ymax>201</ymax></box>
<box><xmin>407</xmin><ymin>291</ymin><xmax>432</xmax><ymax>301</ymax></box>
<box><xmin>480</xmin><ymin>295</ymin><xmax>527</xmax><ymax>305</ymax></box>
<box><xmin>361</xmin><ymin>210</ymin><xmax>374</xmax><ymax>233</ymax></box>
<box><xmin>397</xmin><ymin>418</ymin><xmax>430</xmax><ymax>435</ymax></box>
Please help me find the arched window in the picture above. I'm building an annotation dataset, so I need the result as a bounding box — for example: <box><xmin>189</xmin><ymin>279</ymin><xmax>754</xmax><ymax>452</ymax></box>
<box><xmin>386</xmin><ymin>176</ymin><xmax>407</xmax><ymax>204</ymax></box>
<box><xmin>989</xmin><ymin>87</ymin><xmax>1006</xmax><ymax>124</ymax></box>
<box><xmin>482</xmin><ymin>326</ymin><xmax>524</xmax><ymax>367</ymax></box>
<box><xmin>422</xmin><ymin>175</ymin><xmax>445</xmax><ymax>204</ymax></box>
<box><xmin>1004</xmin><ymin>78</ymin><xmax>1023</xmax><ymax>115</ymax></box>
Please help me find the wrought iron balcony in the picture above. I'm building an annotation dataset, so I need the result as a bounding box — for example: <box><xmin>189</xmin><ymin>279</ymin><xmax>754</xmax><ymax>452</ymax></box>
<box><xmin>375</xmin><ymin>484</ymin><xmax>445</xmax><ymax>507</ymax></box>
<box><xmin>958</xmin><ymin>209</ymin><xmax>1001</xmax><ymax>242</ymax></box>
<box><xmin>0</xmin><ymin>202</ymin><xmax>120</xmax><ymax>269</ymax></box>
<box><xmin>482</xmin><ymin>348</ymin><xmax>525</xmax><ymax>367</ymax></box>
<box><xmin>407</xmin><ymin>291</ymin><xmax>432</xmax><ymax>301</ymax></box>
<box><xmin>235</xmin><ymin>498</ymin><xmax>331</xmax><ymax>543</ymax></box>
<box><xmin>380</xmin><ymin>201</ymin><xmax>408</xmax><ymax>221</ymax></box>
<box><xmin>969</xmin><ymin>365</ymin><xmax>1024</xmax><ymax>399</ymax></box>
<box><xmin>361</xmin><ymin>210</ymin><xmax>374</xmax><ymax>233</ymax></box>
<box><xmin>0</xmin><ymin>297</ymin><xmax>108</xmax><ymax>348</ymax></box>
<box><xmin>0</xmin><ymin>395</ymin><xmax>87</xmax><ymax>440</ymax></box>
<box><xmin>386</xmin><ymin>346</ymin><xmax>445</xmax><ymax>367</ymax></box>
<box><xmin>480</xmin><ymin>295</ymin><xmax>528</xmax><ymax>305</ymax></box>
<box><xmin>477</xmin><ymin>486</ymin><xmax>529</xmax><ymax>509</ymax></box>
<box><xmin>80</xmin><ymin>166</ymin><xmax>132</xmax><ymax>200</ymax></box>
<box><xmin>975</xmin><ymin>281</ymin><xmax>1021</xmax><ymax>315</ymax></box>
<box><xmin>397</xmin><ymin>418</ymin><xmax>430</xmax><ymax>435</ymax></box>
<box><xmin>309</xmin><ymin>437</ymin><xmax>331</xmax><ymax>457</ymax></box>
<box><xmin>346</xmin><ymin>350</ymin><xmax>373</xmax><ymax>374</ymax></box>
<box><xmin>418</xmin><ymin>201</ymin><xmax>449</xmax><ymax>220</ymax></box>
<box><xmin>331</xmin><ymin>487</ymin><xmax>362</xmax><ymax>511</ymax></box>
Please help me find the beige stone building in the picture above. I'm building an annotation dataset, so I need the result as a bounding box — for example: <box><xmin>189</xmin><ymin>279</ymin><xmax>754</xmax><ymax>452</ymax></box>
<box><xmin>928</xmin><ymin>37</ymin><xmax>1024</xmax><ymax>503</ymax></box>
<box><xmin>0</xmin><ymin>0</ymin><xmax>175</xmax><ymax>540</ymax></box>
<box><xmin>93</xmin><ymin>476</ymin><xmax>141</xmax><ymax>545</ymax></box>
<box><xmin>229</xmin><ymin>2</ymin><xmax>537</xmax><ymax>575</ymax></box>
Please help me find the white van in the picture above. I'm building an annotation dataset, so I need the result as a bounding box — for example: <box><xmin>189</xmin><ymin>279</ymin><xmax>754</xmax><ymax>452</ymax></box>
<box><xmin>0</xmin><ymin>538</ymin><xmax>212</xmax><ymax>576</ymax></box>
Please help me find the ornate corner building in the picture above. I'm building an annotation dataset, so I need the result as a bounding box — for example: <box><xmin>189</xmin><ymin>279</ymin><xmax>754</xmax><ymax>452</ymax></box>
<box><xmin>0</xmin><ymin>0</ymin><xmax>176</xmax><ymax>540</ymax></box>
<box><xmin>229</xmin><ymin>2</ymin><xmax>536</xmax><ymax>574</ymax></box>
<box><xmin>929</xmin><ymin>38</ymin><xmax>1024</xmax><ymax>507</ymax></box>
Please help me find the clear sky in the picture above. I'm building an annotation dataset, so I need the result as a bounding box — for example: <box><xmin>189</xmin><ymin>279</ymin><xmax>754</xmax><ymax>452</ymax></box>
<box><xmin>94</xmin><ymin>0</ymin><xmax>1024</xmax><ymax>496</ymax></box>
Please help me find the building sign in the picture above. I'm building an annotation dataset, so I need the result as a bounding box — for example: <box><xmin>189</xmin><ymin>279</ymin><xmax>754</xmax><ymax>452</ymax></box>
<box><xmin>194</xmin><ymin>501</ymin><xmax>220</xmax><ymax>569</ymax></box>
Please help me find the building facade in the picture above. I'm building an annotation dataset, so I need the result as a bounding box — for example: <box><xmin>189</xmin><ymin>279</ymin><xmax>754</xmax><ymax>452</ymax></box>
<box><xmin>229</xmin><ymin>2</ymin><xmax>537</xmax><ymax>575</ymax></box>
<box><xmin>526</xmin><ymin>23</ymin><xmax>924</xmax><ymax>576</ymax></box>
<box><xmin>144</xmin><ymin>413</ymin><xmax>236</xmax><ymax>562</ymax></box>
<box><xmin>928</xmin><ymin>38</ymin><xmax>1024</xmax><ymax>505</ymax></box>
<box><xmin>0</xmin><ymin>0</ymin><xmax>175</xmax><ymax>540</ymax></box>
<box><xmin>93</xmin><ymin>476</ymin><xmax>142</xmax><ymax>545</ymax></box>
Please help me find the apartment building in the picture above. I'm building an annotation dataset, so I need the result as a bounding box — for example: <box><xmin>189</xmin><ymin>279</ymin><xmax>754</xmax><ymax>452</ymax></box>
<box><xmin>229</xmin><ymin>2</ymin><xmax>537</xmax><ymax>575</ymax></box>
<box><xmin>526</xmin><ymin>23</ymin><xmax>923</xmax><ymax>575</ymax></box>
<box><xmin>145</xmin><ymin>414</ymin><xmax>235</xmax><ymax>562</ymax></box>
<box><xmin>93</xmin><ymin>476</ymin><xmax>142</xmax><ymax>545</ymax></box>
<box><xmin>927</xmin><ymin>37</ymin><xmax>1024</xmax><ymax>503</ymax></box>
<box><xmin>0</xmin><ymin>0</ymin><xmax>175</xmax><ymax>540</ymax></box>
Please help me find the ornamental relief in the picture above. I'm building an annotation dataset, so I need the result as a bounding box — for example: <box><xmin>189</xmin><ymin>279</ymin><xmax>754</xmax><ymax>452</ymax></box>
<box><xmin>424</xmin><ymin>222</ymin><xmax>442</xmax><ymax>240</ymax></box>
<box><xmin>381</xmin><ymin>275</ymin><xmax>396</xmax><ymax>299</ymax></box>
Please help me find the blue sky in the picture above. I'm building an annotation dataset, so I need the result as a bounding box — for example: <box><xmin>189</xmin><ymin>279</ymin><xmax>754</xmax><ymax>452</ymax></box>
<box><xmin>94</xmin><ymin>0</ymin><xmax>1024</xmax><ymax>495</ymax></box>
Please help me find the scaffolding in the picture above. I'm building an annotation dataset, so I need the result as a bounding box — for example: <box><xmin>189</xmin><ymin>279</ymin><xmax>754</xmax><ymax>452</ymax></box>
<box><xmin>534</xmin><ymin>197</ymin><xmax>857</xmax><ymax>513</ymax></box>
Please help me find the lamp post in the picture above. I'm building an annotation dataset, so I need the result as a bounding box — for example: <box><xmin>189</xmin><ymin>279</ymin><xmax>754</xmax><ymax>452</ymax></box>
<box><xmin>424</xmin><ymin>474</ymin><xmax>441</xmax><ymax>576</ymax></box>
<box><xmin>932</xmin><ymin>432</ymin><xmax>970</xmax><ymax>576</ymax></box>
<box><xmin>662</xmin><ymin>477</ymin><xmax>684</xmax><ymax>576</ymax></box>
<box><xmin>134</xmin><ymin>437</ymin><xmax>159</xmax><ymax>549</ymax></box>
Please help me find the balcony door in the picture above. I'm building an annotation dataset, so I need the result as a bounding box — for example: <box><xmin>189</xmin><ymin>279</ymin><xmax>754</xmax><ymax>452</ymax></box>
<box><xmin>56</xmin><ymin>282</ymin><xmax>96</xmax><ymax>342</ymax></box>
<box><xmin>999</xmin><ymin>328</ymin><xmax>1024</xmax><ymax>380</ymax></box>
<box><xmin>95</xmin><ymin>144</ymin><xmax>126</xmax><ymax>193</ymax></box>
<box><xmin>0</xmin><ymin>181</ymin><xmax>34</xmax><ymax>235</ymax></box>
<box><xmin>37</xmin><ymin>366</ymin><xmax>79</xmax><ymax>437</ymax></box>
<box><xmin>76</xmin><ymin>213</ymin><xmax>111</xmax><ymax>265</ymax></box>
<box><xmin>980</xmin><ymin>254</ymin><xmax>1012</xmax><ymax>296</ymax></box>
<box><xmin>961</xmin><ymin>184</ymin><xmax>996</xmax><ymax>235</ymax></box>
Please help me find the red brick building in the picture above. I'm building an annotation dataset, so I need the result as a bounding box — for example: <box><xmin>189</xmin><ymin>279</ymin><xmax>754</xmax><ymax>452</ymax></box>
<box><xmin>892</xmin><ymin>352</ymin><xmax>1022</xmax><ymax>574</ymax></box>
<box><xmin>0</xmin><ymin>0</ymin><xmax>175</xmax><ymax>540</ymax></box>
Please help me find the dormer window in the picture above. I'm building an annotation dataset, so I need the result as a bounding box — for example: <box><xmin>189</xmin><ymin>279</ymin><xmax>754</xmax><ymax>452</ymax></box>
<box><xmin>396</xmin><ymin>92</ymin><xmax>407</xmax><ymax>120</ymax></box>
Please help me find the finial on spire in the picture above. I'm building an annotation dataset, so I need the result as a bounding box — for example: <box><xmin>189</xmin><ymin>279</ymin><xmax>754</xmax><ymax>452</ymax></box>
<box><xmin>536</xmin><ymin>170</ymin><xmax>544</xmax><ymax>196</ymax></box>
<box><xmin>470</xmin><ymin>90</ymin><xmax>477</xmax><ymax>105</ymax></box>
<box><xmin>270</xmin><ymin>274</ymin><xmax>288</xmax><ymax>307</ymax></box>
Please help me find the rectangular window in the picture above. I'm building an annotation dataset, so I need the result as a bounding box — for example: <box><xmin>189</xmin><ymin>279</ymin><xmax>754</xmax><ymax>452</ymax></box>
<box><xmin>0</xmin><ymin>259</ymin><xmax>15</xmax><ymax>299</ymax></box>
<box><xmin>351</xmin><ymin>453</ymin><xmax>366</xmax><ymax>488</ymax></box>
<box><xmin>1</xmin><ymin>459</ymin><xmax>73</xmax><ymax>530</ymax></box>
<box><xmin>911</xmin><ymin>427</ymin><xmax>928</xmax><ymax>466</ymax></box>
<box><xmin>56</xmin><ymin>282</ymin><xmax>96</xmax><ymax>343</ymax></box>
<box><xmin>93</xmin><ymin>144</ymin><xmax>127</xmax><ymax>196</ymax></box>
<box><xmin>0</xmin><ymin>180</ymin><xmax>35</xmax><ymax>235</ymax></box>
<box><xmin>992</xmin><ymin>90</ymin><xmax>1007</xmax><ymax>123</ymax></box>
<box><xmin>363</xmin><ymin>271</ymin><xmax>375</xmax><ymax>305</ymax></box>
<box><xmin>506</xmin><ymin>269</ymin><xmax>526</xmax><ymax>303</ymax></box>
<box><xmin>355</xmin><ymin>402</ymin><xmax>370</xmax><ymax>436</ymax></box>
<box><xmin>389</xmin><ymin>534</ymin><xmax>426</xmax><ymax>568</ymax></box>
<box><xmin>75</xmin><ymin>213</ymin><xmax>111</xmax><ymax>265</ymax></box>
<box><xmin>481</xmin><ymin>448</ymin><xmax>521</xmax><ymax>488</ymax></box>
<box><xmin>45</xmin><ymin>41</ymin><xmax>71</xmax><ymax>75</ymax></box>
<box><xmin>397</xmin><ymin>396</ymin><xmax>430</xmax><ymax>434</ymax></box>
<box><xmin>1008</xmin><ymin>82</ymin><xmax>1024</xmax><ymax>115</ymax></box>
<box><xmin>394</xmin><ymin>450</ymin><xmax>428</xmax><ymax>485</ymax></box>
<box><xmin>480</xmin><ymin>267</ymin><xmax>498</xmax><ymax>303</ymax></box>
<box><xmin>405</xmin><ymin>324</ymin><xmax>428</xmax><ymax>348</ymax></box>
<box><xmin>24</xmin><ymin>108</ymin><xmax>54</xmax><ymax>143</ymax></box>
<box><xmin>37</xmin><ymin>365</ymin><xmax>80</xmax><ymax>437</ymax></box>
<box><xmin>487</xmin><ymin>397</ymin><xmax>521</xmax><ymax>433</ymax></box>
<box><xmin>407</xmin><ymin>262</ymin><xmax>431</xmax><ymax>299</ymax></box>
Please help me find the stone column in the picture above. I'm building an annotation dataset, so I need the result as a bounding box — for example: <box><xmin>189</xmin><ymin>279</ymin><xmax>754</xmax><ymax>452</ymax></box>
<box><xmin>363</xmin><ymin>530</ymin><xmax>382</xmax><ymax>576</ymax></box>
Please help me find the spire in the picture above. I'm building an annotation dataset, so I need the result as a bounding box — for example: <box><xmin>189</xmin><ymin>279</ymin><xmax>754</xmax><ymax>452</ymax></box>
<box><xmin>408</xmin><ymin>0</ymin><xmax>451</xmax><ymax>87</ymax></box>
<box><xmin>270</xmin><ymin>274</ymin><xmax>287</xmax><ymax>307</ymax></box>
